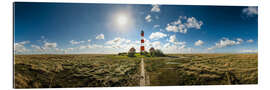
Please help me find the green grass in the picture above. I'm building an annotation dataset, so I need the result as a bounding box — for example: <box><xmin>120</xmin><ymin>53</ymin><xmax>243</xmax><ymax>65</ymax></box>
<box><xmin>144</xmin><ymin>54</ymin><xmax>258</xmax><ymax>85</ymax></box>
<box><xmin>14</xmin><ymin>54</ymin><xmax>141</xmax><ymax>88</ymax></box>
<box><xmin>14</xmin><ymin>53</ymin><xmax>258</xmax><ymax>88</ymax></box>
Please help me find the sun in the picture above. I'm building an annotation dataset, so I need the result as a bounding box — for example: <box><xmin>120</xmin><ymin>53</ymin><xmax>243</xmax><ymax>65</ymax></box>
<box><xmin>116</xmin><ymin>14</ymin><xmax>128</xmax><ymax>26</ymax></box>
<box><xmin>112</xmin><ymin>12</ymin><xmax>133</xmax><ymax>31</ymax></box>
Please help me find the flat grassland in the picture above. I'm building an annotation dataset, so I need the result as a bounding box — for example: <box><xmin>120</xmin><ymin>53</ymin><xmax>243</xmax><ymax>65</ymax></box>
<box><xmin>144</xmin><ymin>54</ymin><xmax>258</xmax><ymax>86</ymax></box>
<box><xmin>14</xmin><ymin>54</ymin><xmax>257</xmax><ymax>88</ymax></box>
<box><xmin>14</xmin><ymin>54</ymin><xmax>141</xmax><ymax>88</ymax></box>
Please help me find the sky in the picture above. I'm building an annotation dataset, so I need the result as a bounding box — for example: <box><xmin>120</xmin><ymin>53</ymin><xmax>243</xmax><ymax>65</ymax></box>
<box><xmin>14</xmin><ymin>2</ymin><xmax>258</xmax><ymax>54</ymax></box>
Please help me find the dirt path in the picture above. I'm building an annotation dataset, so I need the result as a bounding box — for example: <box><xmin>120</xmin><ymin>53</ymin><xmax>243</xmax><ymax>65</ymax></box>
<box><xmin>140</xmin><ymin>58</ymin><xmax>145</xmax><ymax>86</ymax></box>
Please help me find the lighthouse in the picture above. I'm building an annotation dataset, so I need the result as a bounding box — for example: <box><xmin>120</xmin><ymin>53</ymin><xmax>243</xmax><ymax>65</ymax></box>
<box><xmin>140</xmin><ymin>30</ymin><xmax>145</xmax><ymax>55</ymax></box>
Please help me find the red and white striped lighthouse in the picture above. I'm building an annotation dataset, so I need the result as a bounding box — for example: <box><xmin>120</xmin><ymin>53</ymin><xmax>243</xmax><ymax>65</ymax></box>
<box><xmin>140</xmin><ymin>30</ymin><xmax>145</xmax><ymax>55</ymax></box>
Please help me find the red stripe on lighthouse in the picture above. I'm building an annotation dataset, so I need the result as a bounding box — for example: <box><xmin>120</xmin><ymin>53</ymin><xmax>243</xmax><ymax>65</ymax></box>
<box><xmin>141</xmin><ymin>46</ymin><xmax>145</xmax><ymax>51</ymax></box>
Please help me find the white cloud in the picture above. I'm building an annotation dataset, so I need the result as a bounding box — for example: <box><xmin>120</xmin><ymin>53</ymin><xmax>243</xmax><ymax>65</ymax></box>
<box><xmin>168</xmin><ymin>35</ymin><xmax>186</xmax><ymax>45</ymax></box>
<box><xmin>162</xmin><ymin>43</ymin><xmax>190</xmax><ymax>53</ymax></box>
<box><xmin>149</xmin><ymin>32</ymin><xmax>167</xmax><ymax>40</ymax></box>
<box><xmin>17</xmin><ymin>41</ymin><xmax>30</xmax><ymax>45</ymax></box>
<box><xmin>44</xmin><ymin>42</ymin><xmax>57</xmax><ymax>49</ymax></box>
<box><xmin>17</xmin><ymin>37</ymin><xmax>65</xmax><ymax>54</ymax></box>
<box><xmin>70</xmin><ymin>40</ymin><xmax>85</xmax><ymax>45</ymax></box>
<box><xmin>92</xmin><ymin>44</ymin><xmax>104</xmax><ymax>48</ymax></box>
<box><xmin>38</xmin><ymin>39</ymin><xmax>60</xmax><ymax>53</ymax></box>
<box><xmin>96</xmin><ymin>34</ymin><xmax>105</xmax><ymax>40</ymax></box>
<box><xmin>66</xmin><ymin>44</ymin><xmax>103</xmax><ymax>53</ymax></box>
<box><xmin>241</xmin><ymin>49</ymin><xmax>257</xmax><ymax>53</ymax></box>
<box><xmin>88</xmin><ymin>40</ymin><xmax>91</xmax><ymax>42</ymax></box>
<box><xmin>54</xmin><ymin>48</ymin><xmax>63</xmax><ymax>52</ymax></box>
<box><xmin>195</xmin><ymin>40</ymin><xmax>204</xmax><ymax>46</ymax></box>
<box><xmin>41</xmin><ymin>36</ymin><xmax>45</xmax><ymax>39</ymax></box>
<box><xmin>166</xmin><ymin>16</ymin><xmax>203</xmax><ymax>34</ymax></box>
<box><xmin>166</xmin><ymin>25</ymin><xmax>177</xmax><ymax>32</ymax></box>
<box><xmin>175</xmin><ymin>41</ymin><xmax>186</xmax><ymax>45</ymax></box>
<box><xmin>126</xmin><ymin>40</ymin><xmax>131</xmax><ymax>43</ymax></box>
<box><xmin>237</xmin><ymin>38</ymin><xmax>243</xmax><ymax>42</ymax></box>
<box><xmin>247</xmin><ymin>39</ymin><xmax>254</xmax><ymax>43</ymax></box>
<box><xmin>151</xmin><ymin>4</ymin><xmax>160</xmax><ymax>12</ymax></box>
<box><xmin>150</xmin><ymin>41</ymin><xmax>162</xmax><ymax>49</ymax></box>
<box><xmin>236</xmin><ymin>38</ymin><xmax>244</xmax><ymax>44</ymax></box>
<box><xmin>27</xmin><ymin>36</ymin><xmax>62</xmax><ymax>53</ymax></box>
<box><xmin>106</xmin><ymin>37</ymin><xmax>125</xmax><ymax>45</ymax></box>
<box><xmin>145</xmin><ymin>14</ymin><xmax>152</xmax><ymax>22</ymax></box>
<box><xmin>163</xmin><ymin>43</ymin><xmax>170</xmax><ymax>48</ymax></box>
<box><xmin>169</xmin><ymin>35</ymin><xmax>177</xmax><ymax>43</ymax></box>
<box><xmin>31</xmin><ymin>44</ymin><xmax>42</xmax><ymax>51</ymax></box>
<box><xmin>151</xmin><ymin>41</ymin><xmax>161</xmax><ymax>46</ymax></box>
<box><xmin>105</xmin><ymin>37</ymin><xmax>135</xmax><ymax>50</ymax></box>
<box><xmin>208</xmin><ymin>38</ymin><xmax>243</xmax><ymax>50</ymax></box>
<box><xmin>67</xmin><ymin>48</ymin><xmax>74</xmax><ymax>51</ymax></box>
<box><xmin>14</xmin><ymin>41</ymin><xmax>30</xmax><ymax>53</ymax></box>
<box><xmin>153</xmin><ymin>24</ymin><xmax>160</xmax><ymax>28</ymax></box>
<box><xmin>242</xmin><ymin>6</ymin><xmax>258</xmax><ymax>17</ymax></box>
<box><xmin>78</xmin><ymin>45</ymin><xmax>88</xmax><ymax>49</ymax></box>
<box><xmin>37</xmin><ymin>35</ymin><xmax>48</xmax><ymax>43</ymax></box>
<box><xmin>103</xmin><ymin>37</ymin><xmax>142</xmax><ymax>53</ymax></box>
<box><xmin>185</xmin><ymin>17</ymin><xmax>203</xmax><ymax>29</ymax></box>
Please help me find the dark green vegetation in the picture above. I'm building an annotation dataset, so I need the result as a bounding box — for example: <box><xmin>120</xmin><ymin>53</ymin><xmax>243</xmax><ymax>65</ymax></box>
<box><xmin>144</xmin><ymin>54</ymin><xmax>258</xmax><ymax>86</ymax></box>
<box><xmin>14</xmin><ymin>54</ymin><xmax>141</xmax><ymax>88</ymax></box>
<box><xmin>120</xmin><ymin>49</ymin><xmax>165</xmax><ymax>57</ymax></box>
<box><xmin>14</xmin><ymin>54</ymin><xmax>258</xmax><ymax>88</ymax></box>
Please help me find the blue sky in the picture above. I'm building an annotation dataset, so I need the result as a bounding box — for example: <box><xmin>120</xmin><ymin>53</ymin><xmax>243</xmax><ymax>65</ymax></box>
<box><xmin>14</xmin><ymin>2</ymin><xmax>258</xmax><ymax>54</ymax></box>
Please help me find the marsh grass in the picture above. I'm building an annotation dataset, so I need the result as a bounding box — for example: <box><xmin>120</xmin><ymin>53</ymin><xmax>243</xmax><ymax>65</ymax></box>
<box><xmin>144</xmin><ymin>54</ymin><xmax>258</xmax><ymax>86</ymax></box>
<box><xmin>14</xmin><ymin>54</ymin><xmax>141</xmax><ymax>88</ymax></box>
<box><xmin>14</xmin><ymin>54</ymin><xmax>258</xmax><ymax>88</ymax></box>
